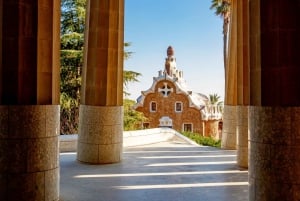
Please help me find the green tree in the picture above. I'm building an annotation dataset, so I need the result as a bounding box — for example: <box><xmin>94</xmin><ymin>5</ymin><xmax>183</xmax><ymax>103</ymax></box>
<box><xmin>210</xmin><ymin>0</ymin><xmax>231</xmax><ymax>71</ymax></box>
<box><xmin>123</xmin><ymin>42</ymin><xmax>141</xmax><ymax>96</ymax></box>
<box><xmin>60</xmin><ymin>0</ymin><xmax>86</xmax><ymax>134</ymax></box>
<box><xmin>124</xmin><ymin>42</ymin><xmax>133</xmax><ymax>60</ymax></box>
<box><xmin>209</xmin><ymin>93</ymin><xmax>223</xmax><ymax>105</ymax></box>
<box><xmin>123</xmin><ymin>44</ymin><xmax>146</xmax><ymax>130</ymax></box>
<box><xmin>123</xmin><ymin>70</ymin><xmax>141</xmax><ymax>96</ymax></box>
<box><xmin>61</xmin><ymin>0</ymin><xmax>86</xmax><ymax>34</ymax></box>
<box><xmin>123</xmin><ymin>99</ymin><xmax>147</xmax><ymax>131</ymax></box>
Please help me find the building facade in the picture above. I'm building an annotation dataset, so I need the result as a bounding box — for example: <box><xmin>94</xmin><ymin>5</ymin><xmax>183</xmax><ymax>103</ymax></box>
<box><xmin>134</xmin><ymin>46</ymin><xmax>223</xmax><ymax>137</ymax></box>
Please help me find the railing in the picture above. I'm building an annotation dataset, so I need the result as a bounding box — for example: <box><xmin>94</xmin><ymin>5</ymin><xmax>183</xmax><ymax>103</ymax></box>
<box><xmin>201</xmin><ymin>104</ymin><xmax>223</xmax><ymax>120</ymax></box>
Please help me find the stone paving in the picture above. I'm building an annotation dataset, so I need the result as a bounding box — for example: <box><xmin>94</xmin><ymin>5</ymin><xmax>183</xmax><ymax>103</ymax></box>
<box><xmin>60</xmin><ymin>141</ymin><xmax>248</xmax><ymax>201</ymax></box>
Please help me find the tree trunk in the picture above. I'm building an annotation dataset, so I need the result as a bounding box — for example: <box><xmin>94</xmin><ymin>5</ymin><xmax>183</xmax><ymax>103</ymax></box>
<box><xmin>223</xmin><ymin>21</ymin><xmax>229</xmax><ymax>72</ymax></box>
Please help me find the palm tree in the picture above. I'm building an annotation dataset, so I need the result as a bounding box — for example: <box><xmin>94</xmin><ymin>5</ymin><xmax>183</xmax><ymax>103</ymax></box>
<box><xmin>124</xmin><ymin>42</ymin><xmax>133</xmax><ymax>60</ymax></box>
<box><xmin>210</xmin><ymin>0</ymin><xmax>231</xmax><ymax>71</ymax></box>
<box><xmin>209</xmin><ymin>93</ymin><xmax>223</xmax><ymax>106</ymax></box>
<box><xmin>208</xmin><ymin>93</ymin><xmax>224</xmax><ymax>115</ymax></box>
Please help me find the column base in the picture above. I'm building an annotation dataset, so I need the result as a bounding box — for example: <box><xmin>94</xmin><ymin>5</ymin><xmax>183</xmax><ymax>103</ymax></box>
<box><xmin>221</xmin><ymin>105</ymin><xmax>237</xmax><ymax>149</ymax></box>
<box><xmin>237</xmin><ymin>106</ymin><xmax>248</xmax><ymax>168</ymax></box>
<box><xmin>0</xmin><ymin>105</ymin><xmax>60</xmax><ymax>201</ymax></box>
<box><xmin>249</xmin><ymin>106</ymin><xmax>300</xmax><ymax>200</ymax></box>
<box><xmin>77</xmin><ymin>105</ymin><xmax>123</xmax><ymax>164</ymax></box>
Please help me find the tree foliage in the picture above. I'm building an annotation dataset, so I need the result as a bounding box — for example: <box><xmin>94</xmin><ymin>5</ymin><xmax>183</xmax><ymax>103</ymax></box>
<box><xmin>123</xmin><ymin>42</ymin><xmax>141</xmax><ymax>96</ymax></box>
<box><xmin>210</xmin><ymin>0</ymin><xmax>231</xmax><ymax>72</ymax></box>
<box><xmin>124</xmin><ymin>42</ymin><xmax>133</xmax><ymax>60</ymax></box>
<box><xmin>61</xmin><ymin>0</ymin><xmax>86</xmax><ymax>34</ymax></box>
<box><xmin>123</xmin><ymin>99</ymin><xmax>148</xmax><ymax>131</ymax></box>
<box><xmin>60</xmin><ymin>0</ymin><xmax>86</xmax><ymax>134</ymax></box>
<box><xmin>123</xmin><ymin>71</ymin><xmax>141</xmax><ymax>96</ymax></box>
<box><xmin>209</xmin><ymin>93</ymin><xmax>223</xmax><ymax>105</ymax></box>
<box><xmin>210</xmin><ymin>0</ymin><xmax>231</xmax><ymax>22</ymax></box>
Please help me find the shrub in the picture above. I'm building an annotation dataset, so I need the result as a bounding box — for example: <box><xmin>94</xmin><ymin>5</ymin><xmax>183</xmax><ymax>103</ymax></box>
<box><xmin>123</xmin><ymin>99</ymin><xmax>148</xmax><ymax>131</ymax></box>
<box><xmin>181</xmin><ymin>131</ymin><xmax>221</xmax><ymax>148</ymax></box>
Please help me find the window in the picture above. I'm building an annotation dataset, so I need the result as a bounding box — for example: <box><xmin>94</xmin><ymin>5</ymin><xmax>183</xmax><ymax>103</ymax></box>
<box><xmin>143</xmin><ymin>122</ymin><xmax>150</xmax><ymax>129</ymax></box>
<box><xmin>175</xmin><ymin>102</ymin><xmax>182</xmax><ymax>112</ymax></box>
<box><xmin>150</xmin><ymin>101</ymin><xmax>157</xmax><ymax>112</ymax></box>
<box><xmin>183</xmin><ymin>123</ymin><xmax>193</xmax><ymax>132</ymax></box>
<box><xmin>158</xmin><ymin>82</ymin><xmax>173</xmax><ymax>97</ymax></box>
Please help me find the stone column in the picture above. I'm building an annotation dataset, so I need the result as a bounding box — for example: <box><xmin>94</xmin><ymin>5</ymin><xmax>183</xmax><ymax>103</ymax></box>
<box><xmin>236</xmin><ymin>0</ymin><xmax>250</xmax><ymax>168</ymax></box>
<box><xmin>77</xmin><ymin>0</ymin><xmax>124</xmax><ymax>164</ymax></box>
<box><xmin>0</xmin><ymin>1</ymin><xmax>60</xmax><ymax>200</ymax></box>
<box><xmin>249</xmin><ymin>0</ymin><xmax>300</xmax><ymax>200</ymax></box>
<box><xmin>204</xmin><ymin>120</ymin><xmax>220</xmax><ymax>140</ymax></box>
<box><xmin>222</xmin><ymin>0</ymin><xmax>237</xmax><ymax>149</ymax></box>
<box><xmin>221</xmin><ymin>105</ymin><xmax>237</xmax><ymax>149</ymax></box>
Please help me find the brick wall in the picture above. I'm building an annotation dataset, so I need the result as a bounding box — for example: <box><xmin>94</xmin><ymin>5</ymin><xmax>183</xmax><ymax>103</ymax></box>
<box><xmin>135</xmin><ymin>80</ymin><xmax>204</xmax><ymax>134</ymax></box>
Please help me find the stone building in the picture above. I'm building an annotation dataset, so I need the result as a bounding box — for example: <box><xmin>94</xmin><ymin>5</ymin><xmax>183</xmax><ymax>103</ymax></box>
<box><xmin>0</xmin><ymin>0</ymin><xmax>300</xmax><ymax>200</ymax></box>
<box><xmin>134</xmin><ymin>46</ymin><xmax>223</xmax><ymax>137</ymax></box>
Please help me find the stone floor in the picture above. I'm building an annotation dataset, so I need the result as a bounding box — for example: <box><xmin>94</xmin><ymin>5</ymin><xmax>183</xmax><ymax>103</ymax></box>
<box><xmin>60</xmin><ymin>140</ymin><xmax>248</xmax><ymax>201</ymax></box>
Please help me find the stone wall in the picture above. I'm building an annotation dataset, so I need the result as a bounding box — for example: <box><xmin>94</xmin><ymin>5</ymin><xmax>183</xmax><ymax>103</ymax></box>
<box><xmin>59</xmin><ymin>128</ymin><xmax>198</xmax><ymax>152</ymax></box>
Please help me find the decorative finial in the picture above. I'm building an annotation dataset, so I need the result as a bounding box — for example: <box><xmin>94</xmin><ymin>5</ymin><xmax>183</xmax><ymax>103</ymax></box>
<box><xmin>167</xmin><ymin>46</ymin><xmax>174</xmax><ymax>57</ymax></box>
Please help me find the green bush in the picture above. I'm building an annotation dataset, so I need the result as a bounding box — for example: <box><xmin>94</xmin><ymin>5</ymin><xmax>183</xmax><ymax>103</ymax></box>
<box><xmin>181</xmin><ymin>131</ymin><xmax>221</xmax><ymax>148</ymax></box>
<box><xmin>123</xmin><ymin>99</ymin><xmax>147</xmax><ymax>131</ymax></box>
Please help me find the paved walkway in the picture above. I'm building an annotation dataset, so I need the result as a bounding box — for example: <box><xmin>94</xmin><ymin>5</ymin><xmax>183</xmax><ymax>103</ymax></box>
<box><xmin>60</xmin><ymin>140</ymin><xmax>248</xmax><ymax>201</ymax></box>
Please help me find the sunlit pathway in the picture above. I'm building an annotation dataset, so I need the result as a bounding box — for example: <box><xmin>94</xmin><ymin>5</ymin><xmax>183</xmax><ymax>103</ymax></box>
<box><xmin>60</xmin><ymin>141</ymin><xmax>248</xmax><ymax>201</ymax></box>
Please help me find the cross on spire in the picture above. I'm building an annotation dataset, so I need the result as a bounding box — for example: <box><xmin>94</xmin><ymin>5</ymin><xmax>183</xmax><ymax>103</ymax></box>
<box><xmin>158</xmin><ymin>83</ymin><xmax>173</xmax><ymax>97</ymax></box>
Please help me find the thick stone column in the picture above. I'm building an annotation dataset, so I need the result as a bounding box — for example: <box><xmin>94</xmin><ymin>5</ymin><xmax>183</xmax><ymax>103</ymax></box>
<box><xmin>0</xmin><ymin>106</ymin><xmax>60</xmax><ymax>200</ymax></box>
<box><xmin>249</xmin><ymin>0</ymin><xmax>300</xmax><ymax>200</ymax></box>
<box><xmin>222</xmin><ymin>0</ymin><xmax>237</xmax><ymax>149</ymax></box>
<box><xmin>0</xmin><ymin>1</ymin><xmax>60</xmax><ymax>200</ymax></box>
<box><xmin>77</xmin><ymin>0</ymin><xmax>124</xmax><ymax>164</ymax></box>
<box><xmin>249</xmin><ymin>107</ymin><xmax>300</xmax><ymax>200</ymax></box>
<box><xmin>236</xmin><ymin>0</ymin><xmax>250</xmax><ymax>168</ymax></box>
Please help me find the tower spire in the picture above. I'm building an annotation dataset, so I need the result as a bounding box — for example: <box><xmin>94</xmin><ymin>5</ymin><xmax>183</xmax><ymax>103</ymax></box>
<box><xmin>165</xmin><ymin>46</ymin><xmax>177</xmax><ymax>76</ymax></box>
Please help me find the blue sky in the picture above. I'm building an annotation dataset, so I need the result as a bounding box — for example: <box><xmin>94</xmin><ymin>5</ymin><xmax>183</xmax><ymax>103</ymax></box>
<box><xmin>124</xmin><ymin>0</ymin><xmax>224</xmax><ymax>101</ymax></box>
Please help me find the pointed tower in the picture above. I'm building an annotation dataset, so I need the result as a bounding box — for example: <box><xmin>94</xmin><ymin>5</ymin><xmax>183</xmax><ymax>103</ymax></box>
<box><xmin>165</xmin><ymin>46</ymin><xmax>178</xmax><ymax>77</ymax></box>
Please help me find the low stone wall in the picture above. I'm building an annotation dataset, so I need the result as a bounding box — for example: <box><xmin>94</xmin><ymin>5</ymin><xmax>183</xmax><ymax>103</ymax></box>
<box><xmin>60</xmin><ymin>134</ymin><xmax>78</xmax><ymax>152</ymax></box>
<box><xmin>59</xmin><ymin>128</ymin><xmax>197</xmax><ymax>152</ymax></box>
<box><xmin>123</xmin><ymin>128</ymin><xmax>198</xmax><ymax>147</ymax></box>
